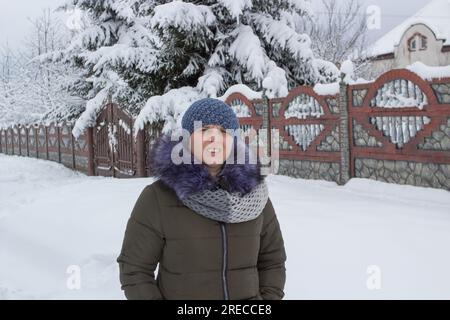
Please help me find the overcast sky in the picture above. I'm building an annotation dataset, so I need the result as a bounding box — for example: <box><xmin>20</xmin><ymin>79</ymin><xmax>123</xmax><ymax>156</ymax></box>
<box><xmin>0</xmin><ymin>0</ymin><xmax>433</xmax><ymax>49</ymax></box>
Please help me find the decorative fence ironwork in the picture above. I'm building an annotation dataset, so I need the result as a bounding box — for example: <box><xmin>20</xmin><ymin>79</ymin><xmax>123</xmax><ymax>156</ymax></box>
<box><xmin>1</xmin><ymin>68</ymin><xmax>449</xmax><ymax>190</ymax></box>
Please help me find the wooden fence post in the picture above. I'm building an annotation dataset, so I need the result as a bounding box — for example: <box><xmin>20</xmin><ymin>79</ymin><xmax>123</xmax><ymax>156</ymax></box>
<box><xmin>18</xmin><ymin>125</ymin><xmax>22</xmax><ymax>155</ymax></box>
<box><xmin>57</xmin><ymin>125</ymin><xmax>61</xmax><ymax>163</ymax></box>
<box><xmin>13</xmin><ymin>125</ymin><xmax>17</xmax><ymax>155</ymax></box>
<box><xmin>25</xmin><ymin>126</ymin><xmax>29</xmax><ymax>156</ymax></box>
<box><xmin>35</xmin><ymin>126</ymin><xmax>39</xmax><ymax>158</ymax></box>
<box><xmin>136</xmin><ymin>127</ymin><xmax>146</xmax><ymax>177</ymax></box>
<box><xmin>70</xmin><ymin>124</ymin><xmax>76</xmax><ymax>170</ymax></box>
<box><xmin>45</xmin><ymin>126</ymin><xmax>49</xmax><ymax>159</ymax></box>
<box><xmin>10</xmin><ymin>127</ymin><xmax>14</xmax><ymax>154</ymax></box>
<box><xmin>7</xmin><ymin>129</ymin><xmax>9</xmax><ymax>154</ymax></box>
<box><xmin>86</xmin><ymin>127</ymin><xmax>95</xmax><ymax>176</ymax></box>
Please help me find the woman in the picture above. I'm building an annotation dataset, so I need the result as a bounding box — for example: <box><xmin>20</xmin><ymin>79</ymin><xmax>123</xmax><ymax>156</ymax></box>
<box><xmin>117</xmin><ymin>98</ymin><xmax>286</xmax><ymax>300</ymax></box>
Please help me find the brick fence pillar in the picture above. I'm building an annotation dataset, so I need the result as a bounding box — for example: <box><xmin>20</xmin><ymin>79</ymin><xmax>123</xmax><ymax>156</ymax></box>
<box><xmin>260</xmin><ymin>90</ymin><xmax>271</xmax><ymax>176</ymax></box>
<box><xmin>338</xmin><ymin>75</ymin><xmax>351</xmax><ymax>185</ymax></box>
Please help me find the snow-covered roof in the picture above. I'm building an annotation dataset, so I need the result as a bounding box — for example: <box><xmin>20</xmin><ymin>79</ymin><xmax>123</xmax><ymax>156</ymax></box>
<box><xmin>368</xmin><ymin>0</ymin><xmax>450</xmax><ymax>57</ymax></box>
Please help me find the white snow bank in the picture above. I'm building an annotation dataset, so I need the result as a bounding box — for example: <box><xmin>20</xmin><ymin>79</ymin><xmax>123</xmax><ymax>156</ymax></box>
<box><xmin>406</xmin><ymin>61</ymin><xmax>450</xmax><ymax>80</ymax></box>
<box><xmin>313</xmin><ymin>79</ymin><xmax>373</xmax><ymax>96</ymax></box>
<box><xmin>1</xmin><ymin>153</ymin><xmax>450</xmax><ymax>299</ymax></box>
<box><xmin>313</xmin><ymin>82</ymin><xmax>339</xmax><ymax>96</ymax></box>
<box><xmin>218</xmin><ymin>84</ymin><xmax>263</xmax><ymax>101</ymax></box>
<box><xmin>354</xmin><ymin>78</ymin><xmax>373</xmax><ymax>85</ymax></box>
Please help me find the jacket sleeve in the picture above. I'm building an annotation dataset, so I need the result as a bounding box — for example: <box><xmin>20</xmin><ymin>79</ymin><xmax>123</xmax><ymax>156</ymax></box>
<box><xmin>257</xmin><ymin>197</ymin><xmax>287</xmax><ymax>300</ymax></box>
<box><xmin>116</xmin><ymin>184</ymin><xmax>165</xmax><ymax>300</ymax></box>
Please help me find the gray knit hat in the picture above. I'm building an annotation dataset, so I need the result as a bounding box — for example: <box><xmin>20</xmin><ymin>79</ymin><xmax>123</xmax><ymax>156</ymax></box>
<box><xmin>181</xmin><ymin>98</ymin><xmax>239</xmax><ymax>134</ymax></box>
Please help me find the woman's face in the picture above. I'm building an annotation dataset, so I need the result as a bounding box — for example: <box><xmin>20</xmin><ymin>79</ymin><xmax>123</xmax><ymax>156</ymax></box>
<box><xmin>189</xmin><ymin>124</ymin><xmax>233</xmax><ymax>166</ymax></box>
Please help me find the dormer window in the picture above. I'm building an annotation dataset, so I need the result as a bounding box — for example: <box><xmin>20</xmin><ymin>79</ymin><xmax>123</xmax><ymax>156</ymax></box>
<box><xmin>410</xmin><ymin>38</ymin><xmax>417</xmax><ymax>50</ymax></box>
<box><xmin>408</xmin><ymin>33</ymin><xmax>427</xmax><ymax>51</ymax></box>
<box><xmin>420</xmin><ymin>36</ymin><xmax>427</xmax><ymax>50</ymax></box>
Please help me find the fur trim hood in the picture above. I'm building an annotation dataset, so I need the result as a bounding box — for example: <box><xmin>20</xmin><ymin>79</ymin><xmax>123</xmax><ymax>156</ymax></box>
<box><xmin>148</xmin><ymin>134</ymin><xmax>265</xmax><ymax>200</ymax></box>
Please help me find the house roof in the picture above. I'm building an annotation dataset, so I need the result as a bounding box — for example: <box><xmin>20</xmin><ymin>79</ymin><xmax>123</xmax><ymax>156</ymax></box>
<box><xmin>367</xmin><ymin>0</ymin><xmax>450</xmax><ymax>57</ymax></box>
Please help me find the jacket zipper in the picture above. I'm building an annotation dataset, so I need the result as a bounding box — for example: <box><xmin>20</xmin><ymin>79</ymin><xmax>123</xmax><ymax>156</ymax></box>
<box><xmin>219</xmin><ymin>222</ymin><xmax>229</xmax><ymax>300</ymax></box>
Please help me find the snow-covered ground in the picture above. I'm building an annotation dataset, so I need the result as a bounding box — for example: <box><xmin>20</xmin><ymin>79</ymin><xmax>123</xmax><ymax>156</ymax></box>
<box><xmin>1</xmin><ymin>153</ymin><xmax>449</xmax><ymax>300</ymax></box>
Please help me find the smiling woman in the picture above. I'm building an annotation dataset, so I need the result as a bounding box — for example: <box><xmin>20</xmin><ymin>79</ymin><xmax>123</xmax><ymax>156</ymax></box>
<box><xmin>116</xmin><ymin>98</ymin><xmax>287</xmax><ymax>300</ymax></box>
<box><xmin>189</xmin><ymin>124</ymin><xmax>234</xmax><ymax>178</ymax></box>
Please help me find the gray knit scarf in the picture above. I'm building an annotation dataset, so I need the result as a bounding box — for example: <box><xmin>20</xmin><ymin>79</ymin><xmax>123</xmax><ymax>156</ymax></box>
<box><xmin>181</xmin><ymin>180</ymin><xmax>269</xmax><ymax>223</ymax></box>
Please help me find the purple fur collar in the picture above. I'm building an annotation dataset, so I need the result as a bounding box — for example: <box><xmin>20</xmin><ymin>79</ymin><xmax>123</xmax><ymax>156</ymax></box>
<box><xmin>148</xmin><ymin>134</ymin><xmax>265</xmax><ymax>200</ymax></box>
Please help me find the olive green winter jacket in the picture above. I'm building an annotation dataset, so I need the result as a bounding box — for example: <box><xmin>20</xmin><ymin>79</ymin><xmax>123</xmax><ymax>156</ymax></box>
<box><xmin>117</xmin><ymin>179</ymin><xmax>286</xmax><ymax>300</ymax></box>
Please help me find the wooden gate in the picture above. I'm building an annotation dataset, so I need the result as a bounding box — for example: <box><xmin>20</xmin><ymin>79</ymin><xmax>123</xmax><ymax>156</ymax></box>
<box><xmin>93</xmin><ymin>102</ymin><xmax>137</xmax><ymax>178</ymax></box>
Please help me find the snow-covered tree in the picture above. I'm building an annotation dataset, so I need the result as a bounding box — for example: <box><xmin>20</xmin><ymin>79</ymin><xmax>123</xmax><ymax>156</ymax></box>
<box><xmin>45</xmin><ymin>0</ymin><xmax>164</xmax><ymax>136</ymax></box>
<box><xmin>0</xmin><ymin>9</ymin><xmax>83</xmax><ymax>129</ymax></box>
<box><xmin>49</xmin><ymin>0</ymin><xmax>338</xmax><ymax>136</ymax></box>
<box><xmin>298</xmin><ymin>0</ymin><xmax>368</xmax><ymax>80</ymax></box>
<box><xmin>0</xmin><ymin>44</ymin><xmax>23</xmax><ymax>128</ymax></box>
<box><xmin>142</xmin><ymin>0</ymin><xmax>338</xmax><ymax>92</ymax></box>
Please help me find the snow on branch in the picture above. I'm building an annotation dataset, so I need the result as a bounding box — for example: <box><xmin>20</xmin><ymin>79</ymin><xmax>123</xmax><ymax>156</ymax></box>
<box><xmin>287</xmin><ymin>0</ymin><xmax>314</xmax><ymax>15</ymax></box>
<box><xmin>72</xmin><ymin>85</ymin><xmax>111</xmax><ymax>139</ymax></box>
<box><xmin>263</xmin><ymin>61</ymin><xmax>289</xmax><ymax>98</ymax></box>
<box><xmin>249</xmin><ymin>12</ymin><xmax>313</xmax><ymax>61</ymax></box>
<box><xmin>196</xmin><ymin>67</ymin><xmax>227</xmax><ymax>97</ymax></box>
<box><xmin>151</xmin><ymin>1</ymin><xmax>216</xmax><ymax>31</ymax></box>
<box><xmin>340</xmin><ymin>59</ymin><xmax>355</xmax><ymax>84</ymax></box>
<box><xmin>73</xmin><ymin>22</ymin><xmax>118</xmax><ymax>50</ymax></box>
<box><xmin>208</xmin><ymin>40</ymin><xmax>228</xmax><ymax>68</ymax></box>
<box><xmin>109</xmin><ymin>0</ymin><xmax>137</xmax><ymax>23</ymax></box>
<box><xmin>229</xmin><ymin>24</ymin><xmax>266</xmax><ymax>84</ymax></box>
<box><xmin>71</xmin><ymin>67</ymin><xmax>134</xmax><ymax>139</ymax></box>
<box><xmin>81</xmin><ymin>43</ymin><xmax>158</xmax><ymax>74</ymax></box>
<box><xmin>218</xmin><ymin>0</ymin><xmax>252</xmax><ymax>22</ymax></box>
<box><xmin>313</xmin><ymin>58</ymin><xmax>340</xmax><ymax>83</ymax></box>
<box><xmin>133</xmin><ymin>86</ymin><xmax>203</xmax><ymax>136</ymax></box>
<box><xmin>229</xmin><ymin>23</ymin><xmax>289</xmax><ymax>98</ymax></box>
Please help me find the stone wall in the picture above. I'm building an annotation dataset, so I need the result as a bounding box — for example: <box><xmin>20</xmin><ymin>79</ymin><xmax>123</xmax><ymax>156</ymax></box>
<box><xmin>278</xmin><ymin>159</ymin><xmax>340</xmax><ymax>183</ymax></box>
<box><xmin>355</xmin><ymin>158</ymin><xmax>450</xmax><ymax>190</ymax></box>
<box><xmin>432</xmin><ymin>83</ymin><xmax>450</xmax><ymax>104</ymax></box>
<box><xmin>350</xmin><ymin>116</ymin><xmax>450</xmax><ymax>190</ymax></box>
<box><xmin>418</xmin><ymin>118</ymin><xmax>450</xmax><ymax>151</ymax></box>
<box><xmin>353</xmin><ymin>120</ymin><xmax>384</xmax><ymax>148</ymax></box>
